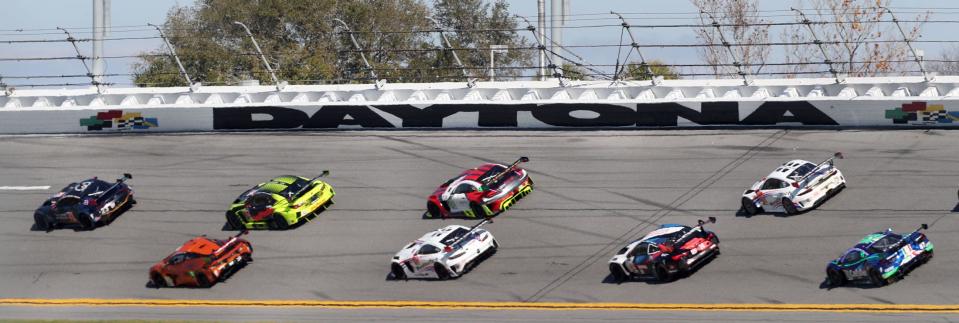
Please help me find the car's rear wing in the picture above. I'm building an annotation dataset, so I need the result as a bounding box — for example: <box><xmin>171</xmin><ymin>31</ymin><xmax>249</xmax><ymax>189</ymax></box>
<box><xmin>444</xmin><ymin>218</ymin><xmax>493</xmax><ymax>252</ymax></box>
<box><xmin>794</xmin><ymin>152</ymin><xmax>843</xmax><ymax>186</ymax></box>
<box><xmin>214</xmin><ymin>230</ymin><xmax>249</xmax><ymax>256</ymax></box>
<box><xmin>288</xmin><ymin>170</ymin><xmax>330</xmax><ymax>201</ymax></box>
<box><xmin>482</xmin><ymin>157</ymin><xmax>529</xmax><ymax>186</ymax></box>
<box><xmin>672</xmin><ymin>217</ymin><xmax>717</xmax><ymax>245</ymax></box>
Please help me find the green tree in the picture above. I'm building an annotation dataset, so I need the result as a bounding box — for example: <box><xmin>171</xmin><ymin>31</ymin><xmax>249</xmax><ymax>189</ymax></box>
<box><xmin>134</xmin><ymin>0</ymin><xmax>532</xmax><ymax>86</ymax></box>
<box><xmin>560</xmin><ymin>63</ymin><xmax>586</xmax><ymax>80</ymax></box>
<box><xmin>623</xmin><ymin>60</ymin><xmax>680</xmax><ymax>81</ymax></box>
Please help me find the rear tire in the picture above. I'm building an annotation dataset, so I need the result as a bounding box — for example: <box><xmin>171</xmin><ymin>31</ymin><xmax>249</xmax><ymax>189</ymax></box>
<box><xmin>225</xmin><ymin>211</ymin><xmax>244</xmax><ymax>230</ymax></box>
<box><xmin>741</xmin><ymin>197</ymin><xmax>758</xmax><ymax>216</ymax></box>
<box><xmin>434</xmin><ymin>264</ymin><xmax>451</xmax><ymax>280</ymax></box>
<box><xmin>272</xmin><ymin>214</ymin><xmax>290</xmax><ymax>230</ymax></box>
<box><xmin>867</xmin><ymin>267</ymin><xmax>886</xmax><ymax>287</ymax></box>
<box><xmin>782</xmin><ymin>198</ymin><xmax>798</xmax><ymax>215</ymax></box>
<box><xmin>826</xmin><ymin>267</ymin><xmax>846</xmax><ymax>287</ymax></box>
<box><xmin>77</xmin><ymin>212</ymin><xmax>96</xmax><ymax>230</ymax></box>
<box><xmin>652</xmin><ymin>263</ymin><xmax>671</xmax><ymax>282</ymax></box>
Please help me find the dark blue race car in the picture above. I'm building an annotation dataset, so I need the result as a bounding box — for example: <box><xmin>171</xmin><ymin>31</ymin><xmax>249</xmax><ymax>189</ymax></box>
<box><xmin>826</xmin><ymin>224</ymin><xmax>933</xmax><ymax>287</ymax></box>
<box><xmin>33</xmin><ymin>174</ymin><xmax>136</xmax><ymax>231</ymax></box>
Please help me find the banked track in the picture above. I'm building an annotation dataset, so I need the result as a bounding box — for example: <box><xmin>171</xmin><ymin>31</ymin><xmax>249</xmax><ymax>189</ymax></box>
<box><xmin>0</xmin><ymin>130</ymin><xmax>957</xmax><ymax>322</ymax></box>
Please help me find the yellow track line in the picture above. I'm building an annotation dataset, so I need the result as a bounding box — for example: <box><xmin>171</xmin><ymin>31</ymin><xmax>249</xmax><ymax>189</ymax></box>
<box><xmin>2</xmin><ymin>299</ymin><xmax>959</xmax><ymax>313</ymax></box>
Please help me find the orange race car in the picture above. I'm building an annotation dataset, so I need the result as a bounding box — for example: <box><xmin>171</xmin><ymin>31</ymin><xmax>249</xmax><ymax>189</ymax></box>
<box><xmin>149</xmin><ymin>231</ymin><xmax>252</xmax><ymax>288</ymax></box>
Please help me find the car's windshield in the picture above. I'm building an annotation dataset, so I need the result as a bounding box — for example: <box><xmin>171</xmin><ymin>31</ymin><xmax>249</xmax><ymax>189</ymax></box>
<box><xmin>451</xmin><ymin>183</ymin><xmax>476</xmax><ymax>195</ymax></box>
<box><xmin>167</xmin><ymin>252</ymin><xmax>200</xmax><ymax>265</ymax></box>
<box><xmin>840</xmin><ymin>250</ymin><xmax>863</xmax><ymax>265</ymax></box>
<box><xmin>761</xmin><ymin>178</ymin><xmax>788</xmax><ymax>190</ymax></box>
<box><xmin>418</xmin><ymin>244</ymin><xmax>441</xmax><ymax>255</ymax></box>
<box><xmin>248</xmin><ymin>193</ymin><xmax>273</xmax><ymax>207</ymax></box>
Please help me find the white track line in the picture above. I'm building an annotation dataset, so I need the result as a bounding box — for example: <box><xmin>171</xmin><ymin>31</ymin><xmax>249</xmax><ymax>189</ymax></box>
<box><xmin>0</xmin><ymin>186</ymin><xmax>50</xmax><ymax>190</ymax></box>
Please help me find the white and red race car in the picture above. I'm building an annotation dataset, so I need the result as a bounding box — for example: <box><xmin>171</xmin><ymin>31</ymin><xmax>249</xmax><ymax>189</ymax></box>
<box><xmin>390</xmin><ymin>220</ymin><xmax>498</xmax><ymax>280</ymax></box>
<box><xmin>741</xmin><ymin>152</ymin><xmax>846</xmax><ymax>215</ymax></box>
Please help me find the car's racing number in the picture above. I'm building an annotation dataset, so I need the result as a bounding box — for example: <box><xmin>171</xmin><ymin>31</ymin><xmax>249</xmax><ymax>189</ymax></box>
<box><xmin>73</xmin><ymin>181</ymin><xmax>92</xmax><ymax>192</ymax></box>
<box><xmin>100</xmin><ymin>201</ymin><xmax>116</xmax><ymax>214</ymax></box>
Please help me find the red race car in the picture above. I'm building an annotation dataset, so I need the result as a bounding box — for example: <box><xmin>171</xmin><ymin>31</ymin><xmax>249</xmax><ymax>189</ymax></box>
<box><xmin>149</xmin><ymin>231</ymin><xmax>252</xmax><ymax>288</ymax></box>
<box><xmin>425</xmin><ymin>157</ymin><xmax>534</xmax><ymax>219</ymax></box>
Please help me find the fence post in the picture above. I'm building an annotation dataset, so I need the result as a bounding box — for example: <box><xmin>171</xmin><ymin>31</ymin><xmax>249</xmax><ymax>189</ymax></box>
<box><xmin>233</xmin><ymin>21</ymin><xmax>284</xmax><ymax>91</ymax></box>
<box><xmin>702</xmin><ymin>11</ymin><xmax>751</xmax><ymax>86</ymax></box>
<box><xmin>880</xmin><ymin>6</ymin><xmax>933</xmax><ymax>82</ymax></box>
<box><xmin>426</xmin><ymin>16</ymin><xmax>475</xmax><ymax>88</ymax></box>
<box><xmin>148</xmin><ymin>23</ymin><xmax>197</xmax><ymax>91</ymax></box>
<box><xmin>514</xmin><ymin>14</ymin><xmax>567</xmax><ymax>87</ymax></box>
<box><xmin>56</xmin><ymin>27</ymin><xmax>103</xmax><ymax>93</ymax></box>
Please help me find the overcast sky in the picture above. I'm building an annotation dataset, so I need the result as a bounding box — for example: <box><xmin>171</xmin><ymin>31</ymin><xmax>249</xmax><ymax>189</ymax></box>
<box><xmin>2</xmin><ymin>0</ymin><xmax>957</xmax><ymax>87</ymax></box>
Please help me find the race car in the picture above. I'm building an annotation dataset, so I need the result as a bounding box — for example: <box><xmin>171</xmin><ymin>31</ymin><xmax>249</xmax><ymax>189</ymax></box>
<box><xmin>149</xmin><ymin>231</ymin><xmax>253</xmax><ymax>288</ymax></box>
<box><xmin>425</xmin><ymin>157</ymin><xmax>533</xmax><ymax>219</ymax></box>
<box><xmin>741</xmin><ymin>152</ymin><xmax>846</xmax><ymax>216</ymax></box>
<box><xmin>608</xmin><ymin>217</ymin><xmax>719</xmax><ymax>282</ymax></box>
<box><xmin>826</xmin><ymin>224</ymin><xmax>933</xmax><ymax>287</ymax></box>
<box><xmin>33</xmin><ymin>173</ymin><xmax>135</xmax><ymax>231</ymax></box>
<box><xmin>226</xmin><ymin>171</ymin><xmax>334</xmax><ymax>230</ymax></box>
<box><xmin>390</xmin><ymin>219</ymin><xmax>498</xmax><ymax>280</ymax></box>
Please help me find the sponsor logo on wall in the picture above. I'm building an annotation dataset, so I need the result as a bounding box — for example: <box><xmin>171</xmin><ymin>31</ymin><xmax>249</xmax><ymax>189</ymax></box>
<box><xmin>80</xmin><ymin>110</ymin><xmax>159</xmax><ymax>131</ymax></box>
<box><xmin>885</xmin><ymin>102</ymin><xmax>959</xmax><ymax>125</ymax></box>
<box><xmin>211</xmin><ymin>102</ymin><xmax>840</xmax><ymax>130</ymax></box>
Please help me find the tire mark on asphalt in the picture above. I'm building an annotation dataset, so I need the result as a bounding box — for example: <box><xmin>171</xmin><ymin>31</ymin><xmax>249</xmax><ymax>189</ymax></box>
<box><xmin>523</xmin><ymin>130</ymin><xmax>788</xmax><ymax>302</ymax></box>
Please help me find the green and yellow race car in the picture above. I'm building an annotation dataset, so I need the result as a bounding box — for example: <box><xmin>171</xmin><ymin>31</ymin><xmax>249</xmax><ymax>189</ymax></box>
<box><xmin>226</xmin><ymin>172</ymin><xmax>335</xmax><ymax>230</ymax></box>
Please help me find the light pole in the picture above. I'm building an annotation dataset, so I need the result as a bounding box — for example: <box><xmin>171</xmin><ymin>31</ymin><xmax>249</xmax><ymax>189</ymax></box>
<box><xmin>489</xmin><ymin>45</ymin><xmax>508</xmax><ymax>82</ymax></box>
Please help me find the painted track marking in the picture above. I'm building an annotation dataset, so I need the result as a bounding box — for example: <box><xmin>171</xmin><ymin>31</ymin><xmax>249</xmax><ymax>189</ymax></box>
<box><xmin>2</xmin><ymin>299</ymin><xmax>959</xmax><ymax>313</ymax></box>
<box><xmin>0</xmin><ymin>186</ymin><xmax>50</xmax><ymax>191</ymax></box>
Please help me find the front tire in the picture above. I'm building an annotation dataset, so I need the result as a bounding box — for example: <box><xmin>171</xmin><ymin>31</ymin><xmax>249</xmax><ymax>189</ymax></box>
<box><xmin>34</xmin><ymin>212</ymin><xmax>51</xmax><ymax>231</ymax></box>
<box><xmin>390</xmin><ymin>263</ymin><xmax>407</xmax><ymax>280</ymax></box>
<box><xmin>826</xmin><ymin>267</ymin><xmax>846</xmax><ymax>287</ymax></box>
<box><xmin>151</xmin><ymin>273</ymin><xmax>167</xmax><ymax>288</ymax></box>
<box><xmin>225</xmin><ymin>211</ymin><xmax>244</xmax><ymax>230</ymax></box>
<box><xmin>782</xmin><ymin>198</ymin><xmax>798</xmax><ymax>215</ymax></box>
<box><xmin>741</xmin><ymin>197</ymin><xmax>758</xmax><ymax>216</ymax></box>
<box><xmin>426</xmin><ymin>202</ymin><xmax>441</xmax><ymax>219</ymax></box>
<box><xmin>195</xmin><ymin>273</ymin><xmax>212</xmax><ymax>288</ymax></box>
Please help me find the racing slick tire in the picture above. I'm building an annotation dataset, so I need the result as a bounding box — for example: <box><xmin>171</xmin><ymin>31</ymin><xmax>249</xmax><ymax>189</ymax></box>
<box><xmin>741</xmin><ymin>197</ymin><xmax>759</xmax><ymax>216</ymax></box>
<box><xmin>710</xmin><ymin>236</ymin><xmax>720</xmax><ymax>255</ymax></box>
<box><xmin>195</xmin><ymin>273</ymin><xmax>212</xmax><ymax>288</ymax></box>
<box><xmin>492</xmin><ymin>239</ymin><xmax>499</xmax><ymax>250</ymax></box>
<box><xmin>609</xmin><ymin>264</ymin><xmax>628</xmax><ymax>283</ymax></box>
<box><xmin>782</xmin><ymin>198</ymin><xmax>798</xmax><ymax>215</ymax></box>
<box><xmin>34</xmin><ymin>212</ymin><xmax>52</xmax><ymax>232</ymax></box>
<box><xmin>225</xmin><ymin>211</ymin><xmax>244</xmax><ymax>230</ymax></box>
<box><xmin>151</xmin><ymin>273</ymin><xmax>167</xmax><ymax>288</ymax></box>
<box><xmin>271</xmin><ymin>214</ymin><xmax>290</xmax><ymax>230</ymax></box>
<box><xmin>652</xmin><ymin>263</ymin><xmax>671</xmax><ymax>282</ymax></box>
<box><xmin>426</xmin><ymin>202</ymin><xmax>442</xmax><ymax>219</ymax></box>
<box><xmin>390</xmin><ymin>263</ymin><xmax>407</xmax><ymax>280</ymax></box>
<box><xmin>77</xmin><ymin>212</ymin><xmax>96</xmax><ymax>230</ymax></box>
<box><xmin>826</xmin><ymin>268</ymin><xmax>846</xmax><ymax>287</ymax></box>
<box><xmin>434</xmin><ymin>264</ymin><xmax>451</xmax><ymax>281</ymax></box>
<box><xmin>867</xmin><ymin>267</ymin><xmax>886</xmax><ymax>287</ymax></box>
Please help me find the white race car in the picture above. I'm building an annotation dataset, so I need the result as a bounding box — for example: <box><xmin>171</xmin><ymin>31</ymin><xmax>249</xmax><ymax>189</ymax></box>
<box><xmin>741</xmin><ymin>152</ymin><xmax>846</xmax><ymax>216</ymax></box>
<box><xmin>390</xmin><ymin>220</ymin><xmax>498</xmax><ymax>280</ymax></box>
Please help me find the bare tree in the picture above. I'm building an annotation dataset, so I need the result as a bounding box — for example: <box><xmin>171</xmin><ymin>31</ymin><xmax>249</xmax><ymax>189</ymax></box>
<box><xmin>928</xmin><ymin>46</ymin><xmax>959</xmax><ymax>76</ymax></box>
<box><xmin>782</xmin><ymin>0</ymin><xmax>929</xmax><ymax>77</ymax></box>
<box><xmin>691</xmin><ymin>0</ymin><xmax>771</xmax><ymax>77</ymax></box>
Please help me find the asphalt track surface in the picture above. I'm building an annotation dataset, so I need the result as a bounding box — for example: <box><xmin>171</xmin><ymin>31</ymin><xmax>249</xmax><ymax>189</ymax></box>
<box><xmin>1</xmin><ymin>129</ymin><xmax>958</xmax><ymax>322</ymax></box>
